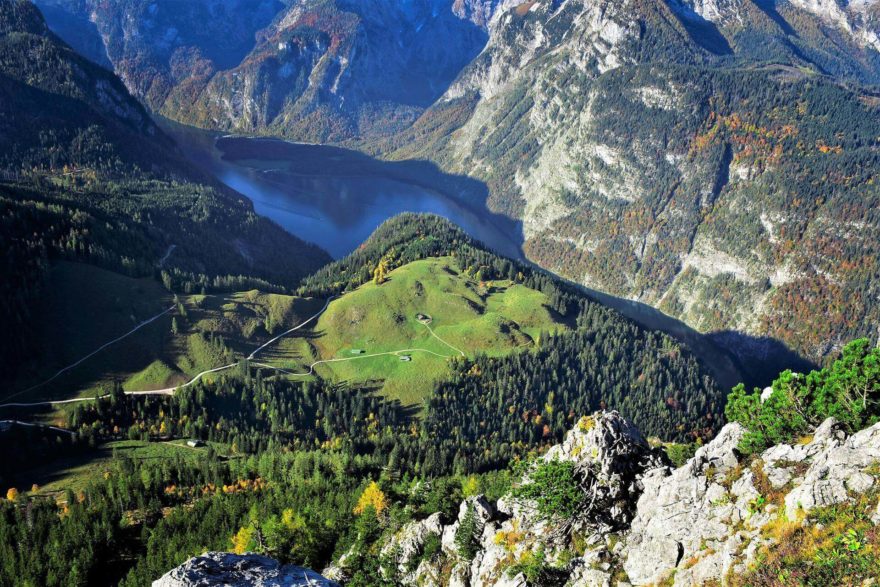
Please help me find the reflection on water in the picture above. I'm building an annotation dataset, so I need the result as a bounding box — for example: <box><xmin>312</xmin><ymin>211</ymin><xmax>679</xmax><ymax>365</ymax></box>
<box><xmin>164</xmin><ymin>123</ymin><xmax>523</xmax><ymax>260</ymax></box>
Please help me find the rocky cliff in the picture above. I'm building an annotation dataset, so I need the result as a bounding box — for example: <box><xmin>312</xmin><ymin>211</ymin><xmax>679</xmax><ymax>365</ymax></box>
<box><xmin>391</xmin><ymin>0</ymin><xmax>880</xmax><ymax>366</ymax></box>
<box><xmin>348</xmin><ymin>411</ymin><xmax>880</xmax><ymax>586</ymax></box>
<box><xmin>34</xmin><ymin>0</ymin><xmax>503</xmax><ymax>142</ymax></box>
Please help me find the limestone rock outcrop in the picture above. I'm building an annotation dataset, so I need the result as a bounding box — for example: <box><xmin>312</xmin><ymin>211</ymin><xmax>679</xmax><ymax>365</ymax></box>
<box><xmin>359</xmin><ymin>413</ymin><xmax>880</xmax><ymax>586</ymax></box>
<box><xmin>152</xmin><ymin>552</ymin><xmax>339</xmax><ymax>587</ymax></box>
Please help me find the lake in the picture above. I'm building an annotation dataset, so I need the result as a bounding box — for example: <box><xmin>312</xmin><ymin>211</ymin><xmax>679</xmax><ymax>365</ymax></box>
<box><xmin>163</xmin><ymin>122</ymin><xmax>524</xmax><ymax>260</ymax></box>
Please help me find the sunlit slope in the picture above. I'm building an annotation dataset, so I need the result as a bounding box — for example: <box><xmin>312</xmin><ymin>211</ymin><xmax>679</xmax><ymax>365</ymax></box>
<box><xmin>292</xmin><ymin>257</ymin><xmax>571</xmax><ymax>406</ymax></box>
<box><xmin>6</xmin><ymin>256</ymin><xmax>568</xmax><ymax>410</ymax></box>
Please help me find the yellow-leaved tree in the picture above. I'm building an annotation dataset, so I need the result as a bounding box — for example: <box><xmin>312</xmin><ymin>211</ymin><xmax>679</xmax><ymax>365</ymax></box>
<box><xmin>231</xmin><ymin>525</ymin><xmax>255</xmax><ymax>554</ymax></box>
<box><xmin>353</xmin><ymin>481</ymin><xmax>387</xmax><ymax>518</ymax></box>
<box><xmin>462</xmin><ymin>475</ymin><xmax>480</xmax><ymax>498</ymax></box>
<box><xmin>5</xmin><ymin>488</ymin><xmax>19</xmax><ymax>501</ymax></box>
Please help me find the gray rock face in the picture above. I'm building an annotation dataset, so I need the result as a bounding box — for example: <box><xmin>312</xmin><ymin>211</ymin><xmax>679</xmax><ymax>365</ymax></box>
<box><xmin>152</xmin><ymin>552</ymin><xmax>339</xmax><ymax>587</ymax></box>
<box><xmin>622</xmin><ymin>422</ymin><xmax>748</xmax><ymax>585</ymax></box>
<box><xmin>540</xmin><ymin>412</ymin><xmax>668</xmax><ymax>532</ymax></box>
<box><xmin>358</xmin><ymin>414</ymin><xmax>880</xmax><ymax>587</ymax></box>
<box><xmin>624</xmin><ymin>419</ymin><xmax>880</xmax><ymax>585</ymax></box>
<box><xmin>785</xmin><ymin>420</ymin><xmax>880</xmax><ymax>520</ymax></box>
<box><xmin>381</xmin><ymin>512</ymin><xmax>444</xmax><ymax>577</ymax></box>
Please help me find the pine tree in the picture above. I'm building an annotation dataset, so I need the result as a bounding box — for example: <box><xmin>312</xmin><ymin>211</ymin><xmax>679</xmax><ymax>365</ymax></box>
<box><xmin>455</xmin><ymin>503</ymin><xmax>480</xmax><ymax>560</ymax></box>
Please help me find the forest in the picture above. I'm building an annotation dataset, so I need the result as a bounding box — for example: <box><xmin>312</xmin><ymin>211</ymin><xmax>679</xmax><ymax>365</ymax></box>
<box><xmin>2</xmin><ymin>335</ymin><xmax>875</xmax><ymax>586</ymax></box>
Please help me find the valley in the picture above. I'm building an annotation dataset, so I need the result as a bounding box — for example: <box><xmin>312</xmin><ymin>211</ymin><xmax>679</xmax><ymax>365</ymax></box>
<box><xmin>2</xmin><ymin>1</ymin><xmax>880</xmax><ymax>585</ymax></box>
<box><xmin>163</xmin><ymin>122</ymin><xmax>524</xmax><ymax>260</ymax></box>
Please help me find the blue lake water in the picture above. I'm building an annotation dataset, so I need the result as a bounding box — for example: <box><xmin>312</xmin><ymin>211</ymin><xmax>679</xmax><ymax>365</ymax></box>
<box><xmin>166</xmin><ymin>125</ymin><xmax>523</xmax><ymax>260</ymax></box>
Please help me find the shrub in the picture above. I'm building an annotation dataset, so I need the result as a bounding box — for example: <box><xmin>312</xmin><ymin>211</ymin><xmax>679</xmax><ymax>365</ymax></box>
<box><xmin>513</xmin><ymin>460</ymin><xmax>583</xmax><ymax>520</ymax></box>
<box><xmin>725</xmin><ymin>339</ymin><xmax>880</xmax><ymax>454</ymax></box>
<box><xmin>665</xmin><ymin>442</ymin><xmax>698</xmax><ymax>468</ymax></box>
<box><xmin>455</xmin><ymin>504</ymin><xmax>480</xmax><ymax>561</ymax></box>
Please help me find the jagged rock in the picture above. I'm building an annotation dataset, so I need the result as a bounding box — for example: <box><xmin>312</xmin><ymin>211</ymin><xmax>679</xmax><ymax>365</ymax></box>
<box><xmin>381</xmin><ymin>512</ymin><xmax>444</xmax><ymax>574</ymax></box>
<box><xmin>785</xmin><ymin>421</ymin><xmax>880</xmax><ymax>520</ymax></box>
<box><xmin>152</xmin><ymin>552</ymin><xmax>338</xmax><ymax>587</ymax></box>
<box><xmin>321</xmin><ymin>545</ymin><xmax>354</xmax><ymax>583</ymax></box>
<box><xmin>365</xmin><ymin>415</ymin><xmax>880</xmax><ymax>587</ymax></box>
<box><xmin>442</xmin><ymin>495</ymin><xmax>496</xmax><ymax>557</ymax></box>
<box><xmin>538</xmin><ymin>411</ymin><xmax>667</xmax><ymax>532</ymax></box>
<box><xmin>689</xmin><ymin>422</ymin><xmax>746</xmax><ymax>477</ymax></box>
<box><xmin>565</xmin><ymin>564</ymin><xmax>611</xmax><ymax>587</ymax></box>
<box><xmin>494</xmin><ymin>572</ymin><xmax>527</xmax><ymax>587</ymax></box>
<box><xmin>449</xmin><ymin>561</ymin><xmax>470</xmax><ymax>587</ymax></box>
<box><xmin>759</xmin><ymin>419</ymin><xmax>847</xmax><ymax>492</ymax></box>
<box><xmin>622</xmin><ymin>422</ymin><xmax>746</xmax><ymax>585</ymax></box>
<box><xmin>413</xmin><ymin>558</ymin><xmax>443</xmax><ymax>587</ymax></box>
<box><xmin>464</xmin><ymin>495</ymin><xmax>496</xmax><ymax>524</ymax></box>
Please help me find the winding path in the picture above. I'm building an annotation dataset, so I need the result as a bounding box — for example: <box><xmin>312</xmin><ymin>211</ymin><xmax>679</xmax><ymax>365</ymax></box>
<box><xmin>1</xmin><ymin>305</ymin><xmax>176</xmax><ymax>405</ymax></box>
<box><xmin>420</xmin><ymin>321</ymin><xmax>466</xmax><ymax>357</ymax></box>
<box><xmin>0</xmin><ymin>298</ymin><xmax>335</xmax><ymax>409</ymax></box>
<box><xmin>0</xmin><ymin>419</ymin><xmax>75</xmax><ymax>436</ymax></box>
<box><xmin>0</xmin><ymin>296</ymin><xmax>468</xmax><ymax>417</ymax></box>
<box><xmin>251</xmin><ymin>345</ymin><xmax>457</xmax><ymax>378</ymax></box>
<box><xmin>158</xmin><ymin>244</ymin><xmax>177</xmax><ymax>267</ymax></box>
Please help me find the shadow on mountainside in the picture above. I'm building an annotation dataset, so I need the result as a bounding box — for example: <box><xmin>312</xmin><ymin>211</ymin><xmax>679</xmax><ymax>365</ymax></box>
<box><xmin>707</xmin><ymin>330</ymin><xmax>816</xmax><ymax>388</ymax></box>
<box><xmin>581</xmin><ymin>286</ymin><xmax>815</xmax><ymax>392</ymax></box>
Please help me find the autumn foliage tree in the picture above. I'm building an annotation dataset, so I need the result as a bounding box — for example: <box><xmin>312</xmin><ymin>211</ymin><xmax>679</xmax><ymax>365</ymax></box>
<box><xmin>353</xmin><ymin>481</ymin><xmax>387</xmax><ymax>518</ymax></box>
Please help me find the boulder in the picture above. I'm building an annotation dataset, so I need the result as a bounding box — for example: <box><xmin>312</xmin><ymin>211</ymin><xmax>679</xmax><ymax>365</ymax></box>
<box><xmin>153</xmin><ymin>552</ymin><xmax>338</xmax><ymax>587</ymax></box>
<box><xmin>785</xmin><ymin>421</ymin><xmax>880</xmax><ymax>520</ymax></box>
<box><xmin>565</xmin><ymin>566</ymin><xmax>612</xmax><ymax>587</ymax></box>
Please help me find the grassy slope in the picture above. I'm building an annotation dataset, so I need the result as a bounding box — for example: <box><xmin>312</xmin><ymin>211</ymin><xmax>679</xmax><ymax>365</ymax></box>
<box><xmin>287</xmin><ymin>257</ymin><xmax>569</xmax><ymax>406</ymax></box>
<box><xmin>8</xmin><ymin>261</ymin><xmax>174</xmax><ymax>402</ymax></box>
<box><xmin>5</xmin><ymin>256</ymin><xmax>567</xmax><ymax>412</ymax></box>
<box><xmin>3</xmin><ymin>261</ymin><xmax>324</xmax><ymax>404</ymax></box>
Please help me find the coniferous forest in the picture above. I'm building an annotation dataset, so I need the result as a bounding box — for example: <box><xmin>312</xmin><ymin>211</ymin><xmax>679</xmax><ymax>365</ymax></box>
<box><xmin>3</xmin><ymin>0</ymin><xmax>880</xmax><ymax>585</ymax></box>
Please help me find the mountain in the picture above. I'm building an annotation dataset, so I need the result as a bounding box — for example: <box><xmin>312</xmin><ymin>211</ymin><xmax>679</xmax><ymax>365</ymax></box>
<box><xmin>387</xmin><ymin>0</ymin><xmax>880</xmax><ymax>366</ymax></box>
<box><xmin>0</xmin><ymin>0</ymin><xmax>331</xmax><ymax>384</ymax></box>
<box><xmin>32</xmin><ymin>0</ymin><xmax>880</xmax><ymax>365</ymax></box>
<box><xmin>34</xmin><ymin>0</ymin><xmax>501</xmax><ymax>142</ymax></box>
<box><xmin>0</xmin><ymin>0</ymin><xmax>175</xmax><ymax>172</ymax></box>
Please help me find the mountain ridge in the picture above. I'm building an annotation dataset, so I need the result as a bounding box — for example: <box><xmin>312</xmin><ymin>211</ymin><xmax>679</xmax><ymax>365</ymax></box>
<box><xmin>386</xmin><ymin>0</ymin><xmax>880</xmax><ymax>365</ymax></box>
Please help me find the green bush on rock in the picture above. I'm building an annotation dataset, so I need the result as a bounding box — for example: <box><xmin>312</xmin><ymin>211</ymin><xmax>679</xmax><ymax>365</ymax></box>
<box><xmin>725</xmin><ymin>338</ymin><xmax>880</xmax><ymax>454</ymax></box>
